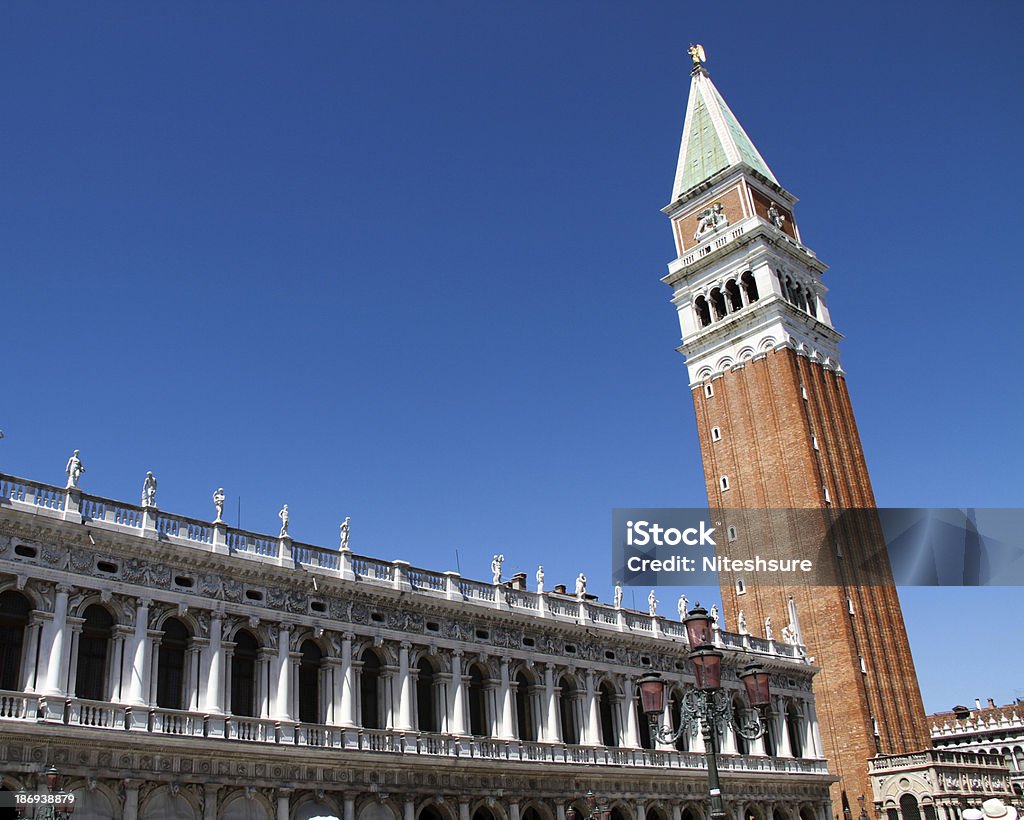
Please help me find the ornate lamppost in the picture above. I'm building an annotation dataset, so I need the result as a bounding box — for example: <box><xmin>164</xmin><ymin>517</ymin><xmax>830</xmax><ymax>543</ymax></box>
<box><xmin>566</xmin><ymin>791</ymin><xmax>610</xmax><ymax>820</ymax></box>
<box><xmin>637</xmin><ymin>605</ymin><xmax>771</xmax><ymax>820</ymax></box>
<box><xmin>15</xmin><ymin>766</ymin><xmax>75</xmax><ymax>819</ymax></box>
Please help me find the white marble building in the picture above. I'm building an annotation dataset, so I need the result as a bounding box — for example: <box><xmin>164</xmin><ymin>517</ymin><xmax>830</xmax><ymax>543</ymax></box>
<box><xmin>0</xmin><ymin>467</ymin><xmax>833</xmax><ymax>820</ymax></box>
<box><xmin>931</xmin><ymin>700</ymin><xmax>1024</xmax><ymax>797</ymax></box>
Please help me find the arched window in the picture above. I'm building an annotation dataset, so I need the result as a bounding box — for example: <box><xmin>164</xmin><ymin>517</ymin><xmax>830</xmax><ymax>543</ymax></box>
<box><xmin>417</xmin><ymin>657</ymin><xmax>438</xmax><ymax>733</ymax></box>
<box><xmin>668</xmin><ymin>688</ymin><xmax>689</xmax><ymax>751</ymax></box>
<box><xmin>473</xmin><ymin>808</ymin><xmax>496</xmax><ymax>820</ymax></box>
<box><xmin>515</xmin><ymin>670</ymin><xmax>536</xmax><ymax>741</ymax></box>
<box><xmin>610</xmin><ymin>808</ymin><xmax>630</xmax><ymax>820</ymax></box>
<box><xmin>523</xmin><ymin>809</ymin><xmax>544</xmax><ymax>820</ymax></box>
<box><xmin>75</xmin><ymin>605</ymin><xmax>114</xmax><ymax>701</ymax></box>
<box><xmin>710</xmin><ymin>288</ymin><xmax>727</xmax><ymax>320</ymax></box>
<box><xmin>468</xmin><ymin>664</ymin><xmax>489</xmax><ymax>737</ymax></box>
<box><xmin>0</xmin><ymin>591</ymin><xmax>30</xmax><ymax>691</ymax></box>
<box><xmin>725</xmin><ymin>280</ymin><xmax>743</xmax><ymax>312</ymax></box>
<box><xmin>733</xmin><ymin>699</ymin><xmax>750</xmax><ymax>754</ymax></box>
<box><xmin>360</xmin><ymin>649</ymin><xmax>383</xmax><ymax>729</ymax></box>
<box><xmin>599</xmin><ymin>681</ymin><xmax>617</xmax><ymax>746</ymax></box>
<box><xmin>156</xmin><ymin>617</ymin><xmax>190</xmax><ymax>710</ymax></box>
<box><xmin>558</xmin><ymin>675</ymin><xmax>579</xmax><ymax>744</ymax></box>
<box><xmin>899</xmin><ymin>795</ymin><xmax>921</xmax><ymax>820</ymax></box>
<box><xmin>787</xmin><ymin>701</ymin><xmax>804</xmax><ymax>757</ymax></box>
<box><xmin>230</xmin><ymin>629</ymin><xmax>259</xmax><ymax>717</ymax></box>
<box><xmin>741</xmin><ymin>272</ymin><xmax>759</xmax><ymax>303</ymax></box>
<box><xmin>1013</xmin><ymin>746</ymin><xmax>1023</xmax><ymax>772</ymax></box>
<box><xmin>298</xmin><ymin>640</ymin><xmax>322</xmax><ymax>724</ymax></box>
<box><xmin>637</xmin><ymin>695</ymin><xmax>653</xmax><ymax>749</ymax></box>
<box><xmin>420</xmin><ymin>807</ymin><xmax>446</xmax><ymax>820</ymax></box>
<box><xmin>695</xmin><ymin>297</ymin><xmax>712</xmax><ymax>327</ymax></box>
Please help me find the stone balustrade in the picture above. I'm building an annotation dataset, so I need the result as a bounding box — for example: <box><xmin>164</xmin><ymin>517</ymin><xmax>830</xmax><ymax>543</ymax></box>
<box><xmin>0</xmin><ymin>690</ymin><xmax>829</xmax><ymax>775</ymax></box>
<box><xmin>0</xmin><ymin>470</ymin><xmax>807</xmax><ymax>662</ymax></box>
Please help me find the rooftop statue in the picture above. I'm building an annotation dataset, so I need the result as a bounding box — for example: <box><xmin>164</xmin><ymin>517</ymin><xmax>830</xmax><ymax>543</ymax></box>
<box><xmin>213</xmin><ymin>488</ymin><xmax>225</xmax><ymax>523</ymax></box>
<box><xmin>491</xmin><ymin>554</ymin><xmax>504</xmax><ymax>584</ymax></box>
<box><xmin>279</xmin><ymin>504</ymin><xmax>289</xmax><ymax>537</ymax></box>
<box><xmin>65</xmin><ymin>450</ymin><xmax>85</xmax><ymax>489</ymax></box>
<box><xmin>575</xmin><ymin>572</ymin><xmax>587</xmax><ymax>599</ymax></box>
<box><xmin>141</xmin><ymin>471</ymin><xmax>158</xmax><ymax>508</ymax></box>
<box><xmin>340</xmin><ymin>517</ymin><xmax>351</xmax><ymax>551</ymax></box>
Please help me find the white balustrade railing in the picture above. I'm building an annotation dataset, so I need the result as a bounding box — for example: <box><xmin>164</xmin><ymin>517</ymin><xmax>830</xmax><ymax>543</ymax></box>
<box><xmin>67</xmin><ymin>697</ymin><xmax>125</xmax><ymax>729</ymax></box>
<box><xmin>1</xmin><ymin>477</ymin><xmax>66</xmax><ymax>511</ymax></box>
<box><xmin>1</xmin><ymin>695</ymin><xmax>828</xmax><ymax>774</ymax></box>
<box><xmin>459</xmin><ymin>579</ymin><xmax>496</xmax><ymax>602</ymax></box>
<box><xmin>407</xmin><ymin>568</ymin><xmax>446</xmax><ymax>591</ymax></box>
<box><xmin>0</xmin><ymin>690</ymin><xmax>37</xmax><ymax>719</ymax></box>
<box><xmin>352</xmin><ymin>555</ymin><xmax>394</xmax><ymax>582</ymax></box>
<box><xmin>225</xmin><ymin>715</ymin><xmax>277</xmax><ymax>743</ymax></box>
<box><xmin>0</xmin><ymin>471</ymin><xmax>810</xmax><ymax>666</ymax></box>
<box><xmin>227</xmin><ymin>529</ymin><xmax>278</xmax><ymax>557</ymax></box>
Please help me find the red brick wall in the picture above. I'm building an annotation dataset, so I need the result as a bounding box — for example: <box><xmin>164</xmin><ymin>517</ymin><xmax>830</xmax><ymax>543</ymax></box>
<box><xmin>691</xmin><ymin>347</ymin><xmax>931</xmax><ymax>814</ymax></box>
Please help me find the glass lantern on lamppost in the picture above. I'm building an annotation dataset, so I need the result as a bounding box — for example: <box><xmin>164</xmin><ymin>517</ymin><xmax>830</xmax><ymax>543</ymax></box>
<box><xmin>566</xmin><ymin>791</ymin><xmax>610</xmax><ymax>820</ymax></box>
<box><xmin>16</xmin><ymin>766</ymin><xmax>75</xmax><ymax>820</ymax></box>
<box><xmin>637</xmin><ymin>604</ymin><xmax>771</xmax><ymax>820</ymax></box>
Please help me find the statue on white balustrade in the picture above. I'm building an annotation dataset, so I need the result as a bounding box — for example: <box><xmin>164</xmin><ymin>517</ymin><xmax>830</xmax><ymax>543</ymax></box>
<box><xmin>65</xmin><ymin>449</ymin><xmax>85</xmax><ymax>489</ymax></box>
<box><xmin>781</xmin><ymin>624</ymin><xmax>797</xmax><ymax>645</ymax></box>
<box><xmin>738</xmin><ymin>609</ymin><xmax>748</xmax><ymax>635</ymax></box>
<box><xmin>278</xmin><ymin>504</ymin><xmax>289</xmax><ymax>537</ymax></box>
<box><xmin>575</xmin><ymin>572</ymin><xmax>587</xmax><ymax>599</ymax></box>
<box><xmin>710</xmin><ymin>603</ymin><xmax>721</xmax><ymax>629</ymax></box>
<box><xmin>536</xmin><ymin>565</ymin><xmax>544</xmax><ymax>593</ymax></box>
<box><xmin>765</xmin><ymin>616</ymin><xmax>774</xmax><ymax>641</ymax></box>
<box><xmin>613</xmin><ymin>582</ymin><xmax>623</xmax><ymax>609</ymax></box>
<box><xmin>340</xmin><ymin>517</ymin><xmax>351</xmax><ymax>551</ymax></box>
<box><xmin>491</xmin><ymin>554</ymin><xmax>504</xmax><ymax>584</ymax></box>
<box><xmin>677</xmin><ymin>593</ymin><xmax>688</xmax><ymax>621</ymax></box>
<box><xmin>213</xmin><ymin>488</ymin><xmax>225</xmax><ymax>522</ymax></box>
<box><xmin>141</xmin><ymin>471</ymin><xmax>158</xmax><ymax>507</ymax></box>
<box><xmin>648</xmin><ymin>589</ymin><xmax>658</xmax><ymax>616</ymax></box>
<box><xmin>767</xmin><ymin>201</ymin><xmax>786</xmax><ymax>229</ymax></box>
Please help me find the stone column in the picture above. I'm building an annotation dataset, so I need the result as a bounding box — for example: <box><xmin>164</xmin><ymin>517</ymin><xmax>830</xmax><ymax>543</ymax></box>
<box><xmin>338</xmin><ymin>633</ymin><xmax>355</xmax><ymax>726</ymax></box>
<box><xmin>404</xmin><ymin>800</ymin><xmax>416</xmax><ymax>820</ymax></box>
<box><xmin>203</xmin><ymin>785</ymin><xmax>220</xmax><ymax>820</ymax></box>
<box><xmin>275</xmin><ymin>625</ymin><xmax>293</xmax><ymax>719</ymax></box>
<box><xmin>542</xmin><ymin>664</ymin><xmax>559</xmax><ymax>742</ymax></box>
<box><xmin>806</xmin><ymin>700</ymin><xmax>823</xmax><ymax>758</ymax></box>
<box><xmin>343</xmin><ymin>796</ymin><xmax>356</xmax><ymax>820</ymax></box>
<box><xmin>449</xmin><ymin>650</ymin><xmax>467</xmax><ymax>735</ymax></box>
<box><xmin>110</xmin><ymin>625</ymin><xmax>131</xmax><ymax>701</ymax></box>
<box><xmin>257</xmin><ymin>648</ymin><xmax>274</xmax><ymax>718</ymax></box>
<box><xmin>585</xmin><ymin>670</ymin><xmax>601</xmax><ymax>746</ymax></box>
<box><xmin>622</xmin><ymin>676</ymin><xmax>640</xmax><ymax>748</ymax></box>
<box><xmin>122</xmin><ymin>781</ymin><xmax>141</xmax><ymax>820</ymax></box>
<box><xmin>396</xmin><ymin>641</ymin><xmax>414</xmax><ymax>731</ymax></box>
<box><xmin>21</xmin><ymin>614</ymin><xmax>43</xmax><ymax>692</ymax></box>
<box><xmin>276</xmin><ymin>791</ymin><xmax>290</xmax><ymax>820</ymax></box>
<box><xmin>126</xmin><ymin>599</ymin><xmax>151</xmax><ymax>708</ymax></box>
<box><xmin>460</xmin><ymin>800</ymin><xmax>471</xmax><ymax>820</ymax></box>
<box><xmin>204</xmin><ymin>613</ymin><xmax>224</xmax><ymax>714</ymax></box>
<box><xmin>636</xmin><ymin>802</ymin><xmax>647</xmax><ymax>820</ymax></box>
<box><xmin>510</xmin><ymin>803</ymin><xmax>521</xmax><ymax>820</ymax></box>
<box><xmin>42</xmin><ymin>585</ymin><xmax>70</xmax><ymax>696</ymax></box>
<box><xmin>775</xmin><ymin>698</ymin><xmax>793</xmax><ymax>757</ymax></box>
<box><xmin>672</xmin><ymin>806</ymin><xmax>682</xmax><ymax>820</ymax></box>
<box><xmin>498</xmin><ymin>657</ymin><xmax>515</xmax><ymax>739</ymax></box>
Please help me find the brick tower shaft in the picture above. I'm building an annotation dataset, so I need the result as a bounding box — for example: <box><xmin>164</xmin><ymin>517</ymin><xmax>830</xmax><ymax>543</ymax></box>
<box><xmin>662</xmin><ymin>51</ymin><xmax>931</xmax><ymax>819</ymax></box>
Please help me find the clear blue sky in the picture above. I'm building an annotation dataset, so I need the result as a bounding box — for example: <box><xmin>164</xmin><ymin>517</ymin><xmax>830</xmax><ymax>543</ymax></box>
<box><xmin>2</xmin><ymin>2</ymin><xmax>1022</xmax><ymax>714</ymax></box>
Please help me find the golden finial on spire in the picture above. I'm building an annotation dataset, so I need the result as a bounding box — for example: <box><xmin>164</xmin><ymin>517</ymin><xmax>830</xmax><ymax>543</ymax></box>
<box><xmin>688</xmin><ymin>44</ymin><xmax>707</xmax><ymax>66</ymax></box>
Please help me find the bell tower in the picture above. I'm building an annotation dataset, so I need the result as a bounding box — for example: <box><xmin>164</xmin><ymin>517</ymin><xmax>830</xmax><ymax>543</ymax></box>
<box><xmin>662</xmin><ymin>47</ymin><xmax>931</xmax><ymax>815</ymax></box>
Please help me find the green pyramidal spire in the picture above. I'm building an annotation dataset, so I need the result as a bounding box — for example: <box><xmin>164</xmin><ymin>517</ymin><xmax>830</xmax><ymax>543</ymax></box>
<box><xmin>672</xmin><ymin>59</ymin><xmax>778</xmax><ymax>200</ymax></box>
